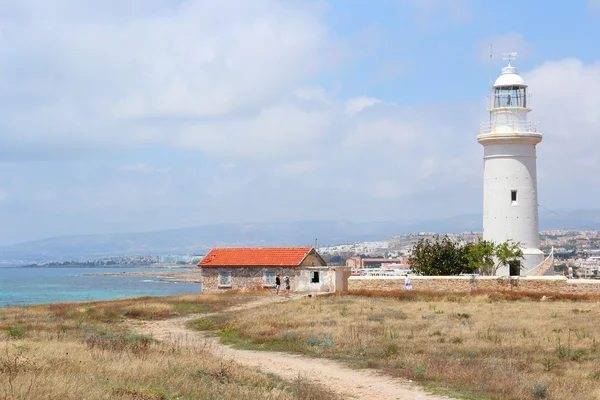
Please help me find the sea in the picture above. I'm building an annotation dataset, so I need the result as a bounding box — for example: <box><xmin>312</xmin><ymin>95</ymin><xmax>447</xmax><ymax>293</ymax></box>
<box><xmin>0</xmin><ymin>266</ymin><xmax>201</xmax><ymax>307</ymax></box>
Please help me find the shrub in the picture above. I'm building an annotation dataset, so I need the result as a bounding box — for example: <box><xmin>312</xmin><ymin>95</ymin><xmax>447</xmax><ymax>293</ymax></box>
<box><xmin>112</xmin><ymin>387</ymin><xmax>166</xmax><ymax>400</ymax></box>
<box><xmin>530</xmin><ymin>383</ymin><xmax>548</xmax><ymax>399</ymax></box>
<box><xmin>280</xmin><ymin>332</ymin><xmax>299</xmax><ymax>341</ymax></box>
<box><xmin>409</xmin><ymin>235</ymin><xmax>475</xmax><ymax>276</ymax></box>
<box><xmin>191</xmin><ymin>319</ymin><xmax>215</xmax><ymax>330</ymax></box>
<box><xmin>290</xmin><ymin>375</ymin><xmax>342</xmax><ymax>400</ymax></box>
<box><xmin>6</xmin><ymin>327</ymin><xmax>26</xmax><ymax>339</ymax></box>
<box><xmin>589</xmin><ymin>371</ymin><xmax>600</xmax><ymax>380</ymax></box>
<box><xmin>84</xmin><ymin>329</ymin><xmax>155</xmax><ymax>358</ymax></box>
<box><xmin>385</xmin><ymin>343</ymin><xmax>399</xmax><ymax>356</ymax></box>
<box><xmin>413</xmin><ymin>364</ymin><xmax>426</xmax><ymax>378</ymax></box>
<box><xmin>409</xmin><ymin>236</ymin><xmax>523</xmax><ymax>276</ymax></box>
<box><xmin>304</xmin><ymin>336</ymin><xmax>334</xmax><ymax>347</ymax></box>
<box><xmin>453</xmin><ymin>313</ymin><xmax>471</xmax><ymax>319</ymax></box>
<box><xmin>390</xmin><ymin>311</ymin><xmax>407</xmax><ymax>319</ymax></box>
<box><xmin>540</xmin><ymin>358</ymin><xmax>556</xmax><ymax>372</ymax></box>
<box><xmin>367</xmin><ymin>315</ymin><xmax>384</xmax><ymax>323</ymax></box>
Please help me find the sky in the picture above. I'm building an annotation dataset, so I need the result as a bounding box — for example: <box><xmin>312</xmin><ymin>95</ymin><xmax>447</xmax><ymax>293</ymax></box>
<box><xmin>1</xmin><ymin>0</ymin><xmax>599</xmax><ymax>245</ymax></box>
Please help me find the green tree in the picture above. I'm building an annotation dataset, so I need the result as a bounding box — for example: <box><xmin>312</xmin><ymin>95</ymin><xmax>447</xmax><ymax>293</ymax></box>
<box><xmin>465</xmin><ymin>240</ymin><xmax>496</xmax><ymax>275</ymax></box>
<box><xmin>494</xmin><ymin>239</ymin><xmax>524</xmax><ymax>275</ymax></box>
<box><xmin>409</xmin><ymin>235</ymin><xmax>476</xmax><ymax>276</ymax></box>
<box><xmin>554</xmin><ymin>263</ymin><xmax>569</xmax><ymax>272</ymax></box>
<box><xmin>410</xmin><ymin>237</ymin><xmax>526</xmax><ymax>276</ymax></box>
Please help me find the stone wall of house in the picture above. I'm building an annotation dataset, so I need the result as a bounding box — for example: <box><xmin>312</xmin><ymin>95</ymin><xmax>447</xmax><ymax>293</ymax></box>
<box><xmin>201</xmin><ymin>265</ymin><xmax>349</xmax><ymax>293</ymax></box>
<box><xmin>300</xmin><ymin>253</ymin><xmax>326</xmax><ymax>267</ymax></box>
<box><xmin>295</xmin><ymin>267</ymin><xmax>335</xmax><ymax>293</ymax></box>
<box><xmin>348</xmin><ymin>275</ymin><xmax>600</xmax><ymax>295</ymax></box>
<box><xmin>200</xmin><ymin>267</ymin><xmax>300</xmax><ymax>293</ymax></box>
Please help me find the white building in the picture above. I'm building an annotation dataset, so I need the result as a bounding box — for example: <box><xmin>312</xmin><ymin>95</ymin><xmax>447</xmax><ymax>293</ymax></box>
<box><xmin>478</xmin><ymin>53</ymin><xmax>544</xmax><ymax>275</ymax></box>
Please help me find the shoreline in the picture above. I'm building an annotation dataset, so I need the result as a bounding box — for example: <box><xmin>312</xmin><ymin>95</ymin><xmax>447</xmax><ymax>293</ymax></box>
<box><xmin>15</xmin><ymin>263</ymin><xmax>196</xmax><ymax>269</ymax></box>
<box><xmin>84</xmin><ymin>269</ymin><xmax>202</xmax><ymax>283</ymax></box>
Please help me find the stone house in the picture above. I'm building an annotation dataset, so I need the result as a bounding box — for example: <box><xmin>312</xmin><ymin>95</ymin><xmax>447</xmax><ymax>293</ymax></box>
<box><xmin>198</xmin><ymin>247</ymin><xmax>349</xmax><ymax>293</ymax></box>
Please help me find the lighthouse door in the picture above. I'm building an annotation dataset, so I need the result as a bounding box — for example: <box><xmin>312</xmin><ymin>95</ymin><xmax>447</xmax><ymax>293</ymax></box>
<box><xmin>509</xmin><ymin>260</ymin><xmax>521</xmax><ymax>276</ymax></box>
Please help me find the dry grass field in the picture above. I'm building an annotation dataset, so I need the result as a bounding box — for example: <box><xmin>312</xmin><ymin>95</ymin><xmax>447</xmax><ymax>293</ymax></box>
<box><xmin>193</xmin><ymin>290</ymin><xmax>600</xmax><ymax>400</ymax></box>
<box><xmin>0</xmin><ymin>293</ymin><xmax>341</xmax><ymax>400</ymax></box>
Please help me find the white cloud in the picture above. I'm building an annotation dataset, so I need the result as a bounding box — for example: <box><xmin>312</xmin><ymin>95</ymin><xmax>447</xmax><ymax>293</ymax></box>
<box><xmin>111</xmin><ymin>3</ymin><xmax>333</xmax><ymax>119</ymax></box>
<box><xmin>276</xmin><ymin>160</ymin><xmax>322</xmax><ymax>177</ymax></box>
<box><xmin>0</xmin><ymin>1</ymin><xmax>599</xmax><ymax>244</ymax></box>
<box><xmin>344</xmin><ymin>97</ymin><xmax>384</xmax><ymax>115</ymax></box>
<box><xmin>121</xmin><ymin>163</ymin><xmax>152</xmax><ymax>173</ymax></box>
<box><xmin>372</xmin><ymin>180</ymin><xmax>404</xmax><ymax>199</ymax></box>
<box><xmin>296</xmin><ymin>86</ymin><xmax>332</xmax><ymax>104</ymax></box>
<box><xmin>524</xmin><ymin>59</ymin><xmax>600</xmax><ymax>191</ymax></box>
<box><xmin>173</xmin><ymin>102</ymin><xmax>334</xmax><ymax>160</ymax></box>
<box><xmin>121</xmin><ymin>163</ymin><xmax>170</xmax><ymax>174</ymax></box>
<box><xmin>0</xmin><ymin>0</ymin><xmax>340</xmax><ymax>150</ymax></box>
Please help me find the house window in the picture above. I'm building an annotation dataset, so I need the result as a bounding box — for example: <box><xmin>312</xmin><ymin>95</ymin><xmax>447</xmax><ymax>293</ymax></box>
<box><xmin>264</xmin><ymin>271</ymin><xmax>276</xmax><ymax>286</ymax></box>
<box><xmin>311</xmin><ymin>271</ymin><xmax>320</xmax><ymax>283</ymax></box>
<box><xmin>219</xmin><ymin>271</ymin><xmax>232</xmax><ymax>287</ymax></box>
<box><xmin>511</xmin><ymin>190</ymin><xmax>517</xmax><ymax>204</ymax></box>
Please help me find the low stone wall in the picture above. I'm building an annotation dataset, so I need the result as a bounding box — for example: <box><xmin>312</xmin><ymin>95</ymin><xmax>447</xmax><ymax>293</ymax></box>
<box><xmin>348</xmin><ymin>275</ymin><xmax>600</xmax><ymax>295</ymax></box>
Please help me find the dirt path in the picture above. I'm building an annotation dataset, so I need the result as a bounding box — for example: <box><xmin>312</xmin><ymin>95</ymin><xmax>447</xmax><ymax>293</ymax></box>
<box><xmin>133</xmin><ymin>296</ymin><xmax>454</xmax><ymax>400</ymax></box>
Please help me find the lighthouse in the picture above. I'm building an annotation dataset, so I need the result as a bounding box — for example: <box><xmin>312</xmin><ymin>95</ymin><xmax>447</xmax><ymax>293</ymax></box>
<box><xmin>478</xmin><ymin>53</ymin><xmax>544</xmax><ymax>276</ymax></box>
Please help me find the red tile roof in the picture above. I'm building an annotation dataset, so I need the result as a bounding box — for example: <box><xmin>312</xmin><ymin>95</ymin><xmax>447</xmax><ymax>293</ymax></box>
<box><xmin>198</xmin><ymin>247</ymin><xmax>316</xmax><ymax>267</ymax></box>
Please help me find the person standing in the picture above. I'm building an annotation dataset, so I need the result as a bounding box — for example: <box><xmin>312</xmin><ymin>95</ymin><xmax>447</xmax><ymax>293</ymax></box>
<box><xmin>284</xmin><ymin>275</ymin><xmax>291</xmax><ymax>297</ymax></box>
<box><xmin>404</xmin><ymin>273</ymin><xmax>413</xmax><ymax>291</ymax></box>
<box><xmin>275</xmin><ymin>273</ymin><xmax>281</xmax><ymax>295</ymax></box>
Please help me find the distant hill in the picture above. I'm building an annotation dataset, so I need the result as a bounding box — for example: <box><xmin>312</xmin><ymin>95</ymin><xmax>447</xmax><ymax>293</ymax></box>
<box><xmin>0</xmin><ymin>220</ymin><xmax>416</xmax><ymax>262</ymax></box>
<box><xmin>538</xmin><ymin>208</ymin><xmax>600</xmax><ymax>231</ymax></box>
<box><xmin>1</xmin><ymin>209</ymin><xmax>599</xmax><ymax>262</ymax></box>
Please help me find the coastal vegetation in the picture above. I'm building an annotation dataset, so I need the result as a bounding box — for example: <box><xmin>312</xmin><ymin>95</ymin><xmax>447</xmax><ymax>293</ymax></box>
<box><xmin>409</xmin><ymin>236</ymin><xmax>523</xmax><ymax>276</ymax></box>
<box><xmin>0</xmin><ymin>293</ymin><xmax>341</xmax><ymax>399</ymax></box>
<box><xmin>192</xmin><ymin>291</ymin><xmax>600</xmax><ymax>400</ymax></box>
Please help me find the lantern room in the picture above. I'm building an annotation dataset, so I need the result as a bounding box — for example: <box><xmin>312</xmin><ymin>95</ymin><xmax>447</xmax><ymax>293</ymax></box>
<box><xmin>493</xmin><ymin>85</ymin><xmax>527</xmax><ymax>108</ymax></box>
<box><xmin>491</xmin><ymin>54</ymin><xmax>529</xmax><ymax>110</ymax></box>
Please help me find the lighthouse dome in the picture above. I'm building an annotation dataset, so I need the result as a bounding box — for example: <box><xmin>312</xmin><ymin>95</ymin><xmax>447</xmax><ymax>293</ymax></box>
<box><xmin>493</xmin><ymin>64</ymin><xmax>525</xmax><ymax>87</ymax></box>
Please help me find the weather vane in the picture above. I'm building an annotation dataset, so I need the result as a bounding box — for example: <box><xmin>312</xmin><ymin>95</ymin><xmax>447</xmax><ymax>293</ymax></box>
<box><xmin>502</xmin><ymin>52</ymin><xmax>518</xmax><ymax>64</ymax></box>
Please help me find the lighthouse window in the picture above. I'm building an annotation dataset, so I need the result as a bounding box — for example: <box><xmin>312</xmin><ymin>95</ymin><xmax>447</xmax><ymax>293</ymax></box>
<box><xmin>494</xmin><ymin>86</ymin><xmax>527</xmax><ymax>108</ymax></box>
<box><xmin>511</xmin><ymin>190</ymin><xmax>518</xmax><ymax>204</ymax></box>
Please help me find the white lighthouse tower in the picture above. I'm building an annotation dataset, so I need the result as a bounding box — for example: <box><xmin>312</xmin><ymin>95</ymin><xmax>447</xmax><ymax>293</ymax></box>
<box><xmin>478</xmin><ymin>53</ymin><xmax>544</xmax><ymax>276</ymax></box>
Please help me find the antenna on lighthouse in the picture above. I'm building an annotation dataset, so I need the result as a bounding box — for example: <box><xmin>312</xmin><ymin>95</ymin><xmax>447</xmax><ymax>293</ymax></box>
<box><xmin>489</xmin><ymin>44</ymin><xmax>493</xmax><ymax>119</ymax></box>
<box><xmin>489</xmin><ymin>44</ymin><xmax>493</xmax><ymax>89</ymax></box>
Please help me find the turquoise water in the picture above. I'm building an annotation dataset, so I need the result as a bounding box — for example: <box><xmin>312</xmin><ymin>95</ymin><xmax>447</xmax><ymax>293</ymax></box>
<box><xmin>0</xmin><ymin>266</ymin><xmax>201</xmax><ymax>307</ymax></box>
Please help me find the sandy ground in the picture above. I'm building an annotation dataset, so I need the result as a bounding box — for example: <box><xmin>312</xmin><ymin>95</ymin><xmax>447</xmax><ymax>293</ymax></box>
<box><xmin>131</xmin><ymin>296</ymin><xmax>454</xmax><ymax>400</ymax></box>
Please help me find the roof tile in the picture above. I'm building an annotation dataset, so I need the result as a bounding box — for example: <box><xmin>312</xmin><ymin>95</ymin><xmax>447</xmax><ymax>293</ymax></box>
<box><xmin>198</xmin><ymin>247</ymin><xmax>314</xmax><ymax>267</ymax></box>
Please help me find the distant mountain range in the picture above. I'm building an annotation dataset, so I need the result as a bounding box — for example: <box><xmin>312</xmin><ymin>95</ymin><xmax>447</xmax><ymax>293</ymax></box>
<box><xmin>2</xmin><ymin>209</ymin><xmax>600</xmax><ymax>263</ymax></box>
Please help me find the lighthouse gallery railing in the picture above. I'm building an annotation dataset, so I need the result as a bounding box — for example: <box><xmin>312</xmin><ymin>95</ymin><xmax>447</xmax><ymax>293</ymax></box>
<box><xmin>479</xmin><ymin>121</ymin><xmax>540</xmax><ymax>134</ymax></box>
